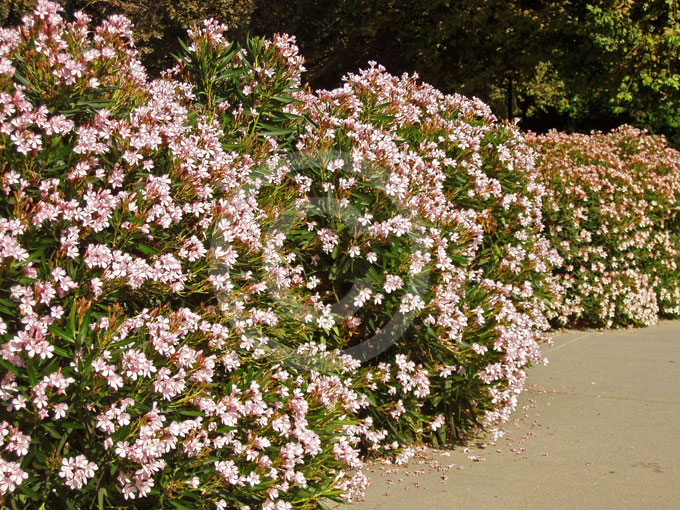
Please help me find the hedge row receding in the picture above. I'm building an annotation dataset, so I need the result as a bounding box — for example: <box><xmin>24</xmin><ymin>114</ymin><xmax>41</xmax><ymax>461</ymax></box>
<box><xmin>8</xmin><ymin>3</ymin><xmax>680</xmax><ymax>510</ymax></box>
<box><xmin>0</xmin><ymin>3</ymin><xmax>562</xmax><ymax>508</ymax></box>
<box><xmin>528</xmin><ymin>127</ymin><xmax>680</xmax><ymax>328</ymax></box>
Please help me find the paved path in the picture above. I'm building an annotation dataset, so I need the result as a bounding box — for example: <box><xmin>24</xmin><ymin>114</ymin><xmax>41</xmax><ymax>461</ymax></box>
<box><xmin>347</xmin><ymin>321</ymin><xmax>680</xmax><ymax>510</ymax></box>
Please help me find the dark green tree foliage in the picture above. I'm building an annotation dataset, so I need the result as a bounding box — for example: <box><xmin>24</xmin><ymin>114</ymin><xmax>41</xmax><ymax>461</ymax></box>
<box><xmin>4</xmin><ymin>0</ymin><xmax>680</xmax><ymax>143</ymax></box>
<box><xmin>564</xmin><ymin>0</ymin><xmax>680</xmax><ymax>143</ymax></box>
<box><xmin>250</xmin><ymin>0</ymin><xmax>680</xmax><ymax>144</ymax></box>
<box><xmin>249</xmin><ymin>1</ymin><xmax>570</xmax><ymax>118</ymax></box>
<box><xmin>0</xmin><ymin>0</ymin><xmax>37</xmax><ymax>25</ymax></box>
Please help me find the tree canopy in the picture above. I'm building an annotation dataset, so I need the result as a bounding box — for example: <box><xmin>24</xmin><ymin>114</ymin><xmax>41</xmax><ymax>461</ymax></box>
<box><xmin>3</xmin><ymin>0</ymin><xmax>679</xmax><ymax>144</ymax></box>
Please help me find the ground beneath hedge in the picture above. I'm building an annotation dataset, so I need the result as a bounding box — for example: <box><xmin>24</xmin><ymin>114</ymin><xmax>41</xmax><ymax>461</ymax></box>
<box><xmin>343</xmin><ymin>321</ymin><xmax>680</xmax><ymax>509</ymax></box>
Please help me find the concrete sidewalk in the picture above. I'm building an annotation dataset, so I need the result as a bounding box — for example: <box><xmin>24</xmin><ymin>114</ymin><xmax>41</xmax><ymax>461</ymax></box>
<box><xmin>347</xmin><ymin>321</ymin><xmax>680</xmax><ymax>510</ymax></box>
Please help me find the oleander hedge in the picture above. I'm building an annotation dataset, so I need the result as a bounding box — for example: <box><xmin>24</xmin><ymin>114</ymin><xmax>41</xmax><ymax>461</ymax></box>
<box><xmin>0</xmin><ymin>3</ymin><xmax>560</xmax><ymax>508</ymax></box>
<box><xmin>528</xmin><ymin>126</ymin><xmax>680</xmax><ymax>328</ymax></box>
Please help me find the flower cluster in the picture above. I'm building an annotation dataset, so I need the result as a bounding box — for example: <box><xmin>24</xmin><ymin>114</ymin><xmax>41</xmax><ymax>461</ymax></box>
<box><xmin>528</xmin><ymin>126</ymin><xmax>680</xmax><ymax>327</ymax></box>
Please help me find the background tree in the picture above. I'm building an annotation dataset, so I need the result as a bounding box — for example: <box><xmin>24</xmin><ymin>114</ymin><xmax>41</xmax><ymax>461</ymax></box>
<box><xmin>558</xmin><ymin>0</ymin><xmax>680</xmax><ymax>143</ymax></box>
<box><xmin>0</xmin><ymin>0</ymin><xmax>36</xmax><ymax>24</ymax></box>
<box><xmin>248</xmin><ymin>1</ymin><xmax>581</xmax><ymax>124</ymax></box>
<box><xmin>4</xmin><ymin>0</ymin><xmax>680</xmax><ymax>144</ymax></box>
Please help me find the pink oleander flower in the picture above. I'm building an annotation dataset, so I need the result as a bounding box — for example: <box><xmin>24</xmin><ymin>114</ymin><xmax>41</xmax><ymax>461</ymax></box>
<box><xmin>59</xmin><ymin>455</ymin><xmax>98</xmax><ymax>490</ymax></box>
<box><xmin>383</xmin><ymin>274</ymin><xmax>404</xmax><ymax>294</ymax></box>
<box><xmin>0</xmin><ymin>458</ymin><xmax>28</xmax><ymax>495</ymax></box>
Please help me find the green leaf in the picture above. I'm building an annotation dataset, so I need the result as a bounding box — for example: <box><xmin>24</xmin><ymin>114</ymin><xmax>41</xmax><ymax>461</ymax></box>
<box><xmin>52</xmin><ymin>346</ymin><xmax>71</xmax><ymax>358</ymax></box>
<box><xmin>18</xmin><ymin>483</ymin><xmax>40</xmax><ymax>500</ymax></box>
<box><xmin>170</xmin><ymin>500</ymin><xmax>196</xmax><ymax>510</ymax></box>
<box><xmin>98</xmin><ymin>488</ymin><xmax>107</xmax><ymax>510</ymax></box>
<box><xmin>0</xmin><ymin>358</ymin><xmax>20</xmax><ymax>377</ymax></box>
<box><xmin>135</xmin><ymin>243</ymin><xmax>158</xmax><ymax>256</ymax></box>
<box><xmin>256</xmin><ymin>123</ymin><xmax>296</xmax><ymax>136</ymax></box>
<box><xmin>26</xmin><ymin>361</ymin><xmax>37</xmax><ymax>387</ymax></box>
<box><xmin>179</xmin><ymin>410</ymin><xmax>205</xmax><ymax>417</ymax></box>
<box><xmin>271</xmin><ymin>95</ymin><xmax>303</xmax><ymax>105</ymax></box>
<box><xmin>48</xmin><ymin>325</ymin><xmax>75</xmax><ymax>344</ymax></box>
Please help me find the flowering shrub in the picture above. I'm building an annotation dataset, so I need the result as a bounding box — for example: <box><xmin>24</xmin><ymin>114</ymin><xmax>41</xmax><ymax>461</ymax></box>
<box><xmin>270</xmin><ymin>66</ymin><xmax>559</xmax><ymax>442</ymax></box>
<box><xmin>0</xmin><ymin>4</ymin><xmax>370</xmax><ymax>509</ymax></box>
<box><xmin>0</xmin><ymin>2</ymin><xmax>559</xmax><ymax>508</ymax></box>
<box><xmin>528</xmin><ymin>126</ymin><xmax>680</xmax><ymax>327</ymax></box>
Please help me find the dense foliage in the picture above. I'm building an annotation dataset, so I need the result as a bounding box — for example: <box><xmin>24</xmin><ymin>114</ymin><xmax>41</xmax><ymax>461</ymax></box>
<box><xmin>5</xmin><ymin>1</ymin><xmax>680</xmax><ymax>144</ymax></box>
<box><xmin>0</xmin><ymin>3</ymin><xmax>560</xmax><ymax>508</ymax></box>
<box><xmin>252</xmin><ymin>0</ymin><xmax>680</xmax><ymax>145</ymax></box>
<box><xmin>280</xmin><ymin>62</ymin><xmax>560</xmax><ymax>440</ymax></box>
<box><xmin>0</xmin><ymin>5</ymin><xmax>369</xmax><ymax>509</ymax></box>
<box><xmin>570</xmin><ymin>1</ymin><xmax>680</xmax><ymax>143</ymax></box>
<box><xmin>529</xmin><ymin>126</ymin><xmax>680</xmax><ymax>327</ymax></box>
<box><xmin>0</xmin><ymin>0</ymin><xmax>254</xmax><ymax>75</ymax></box>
